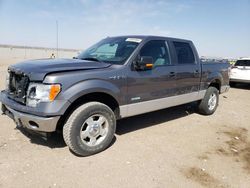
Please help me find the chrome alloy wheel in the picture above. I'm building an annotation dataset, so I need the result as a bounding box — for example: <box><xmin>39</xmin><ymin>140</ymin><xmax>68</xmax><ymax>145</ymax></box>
<box><xmin>80</xmin><ymin>114</ymin><xmax>109</xmax><ymax>146</ymax></box>
<box><xmin>208</xmin><ymin>93</ymin><xmax>217</xmax><ymax>111</ymax></box>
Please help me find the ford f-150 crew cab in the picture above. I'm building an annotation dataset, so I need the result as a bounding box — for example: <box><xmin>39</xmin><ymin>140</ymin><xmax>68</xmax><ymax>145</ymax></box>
<box><xmin>0</xmin><ymin>36</ymin><xmax>230</xmax><ymax>156</ymax></box>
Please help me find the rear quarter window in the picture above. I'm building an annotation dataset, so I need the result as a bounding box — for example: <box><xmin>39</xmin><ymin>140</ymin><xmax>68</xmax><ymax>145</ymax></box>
<box><xmin>173</xmin><ymin>41</ymin><xmax>195</xmax><ymax>64</ymax></box>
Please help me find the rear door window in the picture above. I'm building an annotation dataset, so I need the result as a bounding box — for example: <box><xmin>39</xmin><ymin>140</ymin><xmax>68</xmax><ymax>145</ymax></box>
<box><xmin>173</xmin><ymin>41</ymin><xmax>195</xmax><ymax>64</ymax></box>
<box><xmin>235</xmin><ymin>60</ymin><xmax>250</xmax><ymax>66</ymax></box>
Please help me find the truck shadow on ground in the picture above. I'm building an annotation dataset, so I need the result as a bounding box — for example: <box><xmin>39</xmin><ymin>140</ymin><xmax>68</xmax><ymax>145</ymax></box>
<box><xmin>116</xmin><ymin>102</ymin><xmax>197</xmax><ymax>135</ymax></box>
<box><xmin>230</xmin><ymin>83</ymin><xmax>250</xmax><ymax>90</ymax></box>
<box><xmin>17</xmin><ymin>102</ymin><xmax>197</xmax><ymax>149</ymax></box>
<box><xmin>17</xmin><ymin>127</ymin><xmax>67</xmax><ymax>148</ymax></box>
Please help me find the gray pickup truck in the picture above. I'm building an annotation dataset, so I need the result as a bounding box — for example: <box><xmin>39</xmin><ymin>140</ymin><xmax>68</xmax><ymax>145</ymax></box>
<box><xmin>0</xmin><ymin>36</ymin><xmax>230</xmax><ymax>156</ymax></box>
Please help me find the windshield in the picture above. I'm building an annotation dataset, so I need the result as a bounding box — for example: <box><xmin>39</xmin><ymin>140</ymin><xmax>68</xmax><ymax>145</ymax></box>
<box><xmin>235</xmin><ymin>60</ymin><xmax>250</xmax><ymax>66</ymax></box>
<box><xmin>77</xmin><ymin>37</ymin><xmax>142</xmax><ymax>64</ymax></box>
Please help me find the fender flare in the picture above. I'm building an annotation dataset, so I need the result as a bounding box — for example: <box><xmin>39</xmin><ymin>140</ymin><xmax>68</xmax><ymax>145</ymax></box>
<box><xmin>60</xmin><ymin>79</ymin><xmax>121</xmax><ymax>105</ymax></box>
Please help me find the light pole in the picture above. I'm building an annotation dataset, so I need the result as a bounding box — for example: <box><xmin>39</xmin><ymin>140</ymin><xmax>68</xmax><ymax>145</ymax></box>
<box><xmin>56</xmin><ymin>20</ymin><xmax>59</xmax><ymax>58</ymax></box>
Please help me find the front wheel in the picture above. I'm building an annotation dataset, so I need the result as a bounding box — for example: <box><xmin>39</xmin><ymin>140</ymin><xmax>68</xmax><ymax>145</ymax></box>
<box><xmin>63</xmin><ymin>102</ymin><xmax>116</xmax><ymax>156</ymax></box>
<box><xmin>198</xmin><ymin>87</ymin><xmax>219</xmax><ymax>115</ymax></box>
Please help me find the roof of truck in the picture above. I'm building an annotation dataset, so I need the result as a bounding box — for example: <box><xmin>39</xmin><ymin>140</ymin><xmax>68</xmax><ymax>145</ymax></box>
<box><xmin>107</xmin><ymin>35</ymin><xmax>192</xmax><ymax>43</ymax></box>
<box><xmin>239</xmin><ymin>57</ymin><xmax>250</xmax><ymax>60</ymax></box>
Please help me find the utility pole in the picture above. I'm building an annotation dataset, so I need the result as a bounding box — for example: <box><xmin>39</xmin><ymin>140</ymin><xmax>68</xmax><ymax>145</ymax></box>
<box><xmin>56</xmin><ymin>20</ymin><xmax>59</xmax><ymax>58</ymax></box>
<box><xmin>24</xmin><ymin>44</ymin><xmax>27</xmax><ymax>59</ymax></box>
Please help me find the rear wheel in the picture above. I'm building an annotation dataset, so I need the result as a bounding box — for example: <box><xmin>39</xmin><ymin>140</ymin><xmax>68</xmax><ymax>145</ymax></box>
<box><xmin>63</xmin><ymin>102</ymin><xmax>116</xmax><ymax>156</ymax></box>
<box><xmin>198</xmin><ymin>87</ymin><xmax>219</xmax><ymax>115</ymax></box>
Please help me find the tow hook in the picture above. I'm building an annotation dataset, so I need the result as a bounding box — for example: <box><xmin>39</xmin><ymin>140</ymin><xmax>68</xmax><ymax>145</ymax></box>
<box><xmin>14</xmin><ymin>117</ymin><xmax>22</xmax><ymax>128</ymax></box>
<box><xmin>1</xmin><ymin>104</ymin><xmax>7</xmax><ymax>115</ymax></box>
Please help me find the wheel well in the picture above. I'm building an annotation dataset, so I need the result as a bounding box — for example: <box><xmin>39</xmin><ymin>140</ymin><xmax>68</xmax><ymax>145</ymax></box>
<box><xmin>56</xmin><ymin>92</ymin><xmax>120</xmax><ymax>131</ymax></box>
<box><xmin>209</xmin><ymin>79</ymin><xmax>221</xmax><ymax>92</ymax></box>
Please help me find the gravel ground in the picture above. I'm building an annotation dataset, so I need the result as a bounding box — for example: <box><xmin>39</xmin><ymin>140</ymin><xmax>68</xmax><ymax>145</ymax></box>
<box><xmin>0</xmin><ymin>63</ymin><xmax>250</xmax><ymax>188</ymax></box>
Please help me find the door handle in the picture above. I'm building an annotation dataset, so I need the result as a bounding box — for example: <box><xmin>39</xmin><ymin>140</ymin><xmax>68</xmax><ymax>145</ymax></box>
<box><xmin>193</xmin><ymin>70</ymin><xmax>199</xmax><ymax>78</ymax></box>
<box><xmin>169</xmin><ymin>72</ymin><xmax>175</xmax><ymax>77</ymax></box>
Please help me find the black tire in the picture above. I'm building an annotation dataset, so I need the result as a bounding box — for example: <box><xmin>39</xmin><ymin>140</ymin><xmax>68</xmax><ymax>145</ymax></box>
<box><xmin>63</xmin><ymin>102</ymin><xmax>116</xmax><ymax>156</ymax></box>
<box><xmin>198</xmin><ymin>87</ymin><xmax>219</xmax><ymax>115</ymax></box>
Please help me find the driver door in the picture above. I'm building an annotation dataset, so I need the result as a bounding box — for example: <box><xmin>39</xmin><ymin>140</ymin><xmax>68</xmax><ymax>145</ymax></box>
<box><xmin>126</xmin><ymin>40</ymin><xmax>177</xmax><ymax>116</ymax></box>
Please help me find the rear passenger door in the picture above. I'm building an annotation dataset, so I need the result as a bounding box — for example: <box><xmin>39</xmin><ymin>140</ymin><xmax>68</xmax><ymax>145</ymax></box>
<box><xmin>170</xmin><ymin>41</ymin><xmax>201</xmax><ymax>95</ymax></box>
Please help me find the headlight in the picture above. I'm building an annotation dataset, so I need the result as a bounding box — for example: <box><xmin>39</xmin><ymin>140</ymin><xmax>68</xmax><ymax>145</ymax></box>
<box><xmin>26</xmin><ymin>83</ymin><xmax>61</xmax><ymax>107</ymax></box>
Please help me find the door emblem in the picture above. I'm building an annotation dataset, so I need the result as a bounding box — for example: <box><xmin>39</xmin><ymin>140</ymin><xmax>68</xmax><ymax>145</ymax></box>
<box><xmin>131</xmin><ymin>97</ymin><xmax>141</xmax><ymax>101</ymax></box>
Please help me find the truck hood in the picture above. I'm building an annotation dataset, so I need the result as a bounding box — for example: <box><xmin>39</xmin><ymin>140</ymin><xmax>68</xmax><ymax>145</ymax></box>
<box><xmin>8</xmin><ymin>58</ymin><xmax>111</xmax><ymax>81</ymax></box>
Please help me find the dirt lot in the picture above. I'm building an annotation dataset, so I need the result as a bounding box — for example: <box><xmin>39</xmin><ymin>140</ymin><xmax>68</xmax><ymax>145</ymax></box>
<box><xmin>0</xmin><ymin>62</ymin><xmax>250</xmax><ymax>188</ymax></box>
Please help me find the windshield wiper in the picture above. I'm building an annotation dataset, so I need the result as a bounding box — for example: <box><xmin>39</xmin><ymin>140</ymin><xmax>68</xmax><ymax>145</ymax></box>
<box><xmin>80</xmin><ymin>57</ymin><xmax>101</xmax><ymax>62</ymax></box>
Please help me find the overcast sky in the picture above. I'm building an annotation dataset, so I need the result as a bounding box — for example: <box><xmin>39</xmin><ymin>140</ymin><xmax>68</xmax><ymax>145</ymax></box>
<box><xmin>0</xmin><ymin>0</ymin><xmax>249</xmax><ymax>58</ymax></box>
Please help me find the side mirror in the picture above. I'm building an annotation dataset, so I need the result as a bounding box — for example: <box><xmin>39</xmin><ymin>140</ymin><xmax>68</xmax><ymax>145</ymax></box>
<box><xmin>134</xmin><ymin>56</ymin><xmax>153</xmax><ymax>71</ymax></box>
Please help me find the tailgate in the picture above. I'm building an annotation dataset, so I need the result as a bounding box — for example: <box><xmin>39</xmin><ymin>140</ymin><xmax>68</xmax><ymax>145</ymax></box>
<box><xmin>230</xmin><ymin>65</ymin><xmax>250</xmax><ymax>80</ymax></box>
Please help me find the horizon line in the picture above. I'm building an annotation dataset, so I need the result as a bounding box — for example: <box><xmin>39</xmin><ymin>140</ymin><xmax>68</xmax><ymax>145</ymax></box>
<box><xmin>0</xmin><ymin>44</ymin><xmax>81</xmax><ymax>52</ymax></box>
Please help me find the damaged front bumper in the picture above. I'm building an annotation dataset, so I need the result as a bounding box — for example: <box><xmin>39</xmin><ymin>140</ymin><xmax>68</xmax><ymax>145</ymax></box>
<box><xmin>1</xmin><ymin>104</ymin><xmax>60</xmax><ymax>132</ymax></box>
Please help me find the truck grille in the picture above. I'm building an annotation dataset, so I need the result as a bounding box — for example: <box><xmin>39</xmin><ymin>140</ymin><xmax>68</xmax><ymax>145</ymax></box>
<box><xmin>8</xmin><ymin>71</ymin><xmax>29</xmax><ymax>104</ymax></box>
